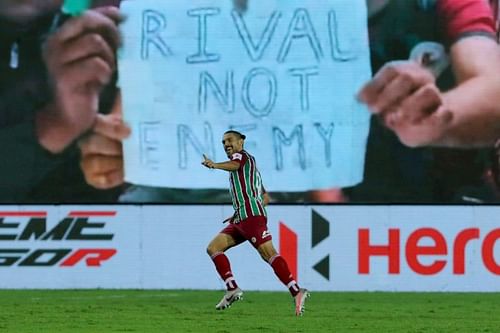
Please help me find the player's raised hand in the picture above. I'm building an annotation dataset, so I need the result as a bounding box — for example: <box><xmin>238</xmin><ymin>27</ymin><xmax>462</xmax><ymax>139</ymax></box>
<box><xmin>79</xmin><ymin>91</ymin><xmax>130</xmax><ymax>189</ymax></box>
<box><xmin>36</xmin><ymin>7</ymin><xmax>124</xmax><ymax>153</ymax></box>
<box><xmin>202</xmin><ymin>154</ymin><xmax>215</xmax><ymax>169</ymax></box>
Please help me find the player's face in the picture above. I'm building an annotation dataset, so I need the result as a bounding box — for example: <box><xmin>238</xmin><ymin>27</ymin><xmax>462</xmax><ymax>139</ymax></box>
<box><xmin>0</xmin><ymin>0</ymin><xmax>61</xmax><ymax>24</ymax></box>
<box><xmin>222</xmin><ymin>133</ymin><xmax>244</xmax><ymax>158</ymax></box>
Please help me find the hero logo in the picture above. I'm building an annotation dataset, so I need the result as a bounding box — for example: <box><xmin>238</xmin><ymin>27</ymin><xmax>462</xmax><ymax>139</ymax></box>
<box><xmin>0</xmin><ymin>211</ymin><xmax>117</xmax><ymax>267</ymax></box>
<box><xmin>359</xmin><ymin>228</ymin><xmax>500</xmax><ymax>275</ymax></box>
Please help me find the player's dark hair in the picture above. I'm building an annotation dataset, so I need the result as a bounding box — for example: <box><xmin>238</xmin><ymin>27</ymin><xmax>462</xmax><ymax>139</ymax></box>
<box><xmin>224</xmin><ymin>130</ymin><xmax>246</xmax><ymax>140</ymax></box>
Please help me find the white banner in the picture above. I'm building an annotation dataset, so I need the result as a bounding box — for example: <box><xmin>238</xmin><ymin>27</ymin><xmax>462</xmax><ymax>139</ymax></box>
<box><xmin>118</xmin><ymin>0</ymin><xmax>371</xmax><ymax>191</ymax></box>
<box><xmin>1</xmin><ymin>205</ymin><xmax>499</xmax><ymax>291</ymax></box>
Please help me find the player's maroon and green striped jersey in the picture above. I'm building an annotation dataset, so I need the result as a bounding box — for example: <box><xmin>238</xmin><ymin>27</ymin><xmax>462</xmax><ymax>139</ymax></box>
<box><xmin>229</xmin><ymin>150</ymin><xmax>266</xmax><ymax>221</ymax></box>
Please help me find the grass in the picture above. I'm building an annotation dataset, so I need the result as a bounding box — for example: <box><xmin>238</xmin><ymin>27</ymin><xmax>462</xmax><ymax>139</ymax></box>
<box><xmin>0</xmin><ymin>290</ymin><xmax>499</xmax><ymax>332</ymax></box>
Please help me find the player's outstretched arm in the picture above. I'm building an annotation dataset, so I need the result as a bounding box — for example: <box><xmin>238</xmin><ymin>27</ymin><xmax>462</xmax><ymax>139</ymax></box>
<box><xmin>202</xmin><ymin>155</ymin><xmax>240</xmax><ymax>171</ymax></box>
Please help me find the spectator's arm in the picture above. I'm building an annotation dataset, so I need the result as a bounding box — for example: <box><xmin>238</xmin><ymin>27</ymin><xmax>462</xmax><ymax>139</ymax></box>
<box><xmin>361</xmin><ymin>36</ymin><xmax>500</xmax><ymax>149</ymax></box>
<box><xmin>437</xmin><ymin>36</ymin><xmax>500</xmax><ymax>147</ymax></box>
<box><xmin>0</xmin><ymin>121</ymin><xmax>65</xmax><ymax>201</ymax></box>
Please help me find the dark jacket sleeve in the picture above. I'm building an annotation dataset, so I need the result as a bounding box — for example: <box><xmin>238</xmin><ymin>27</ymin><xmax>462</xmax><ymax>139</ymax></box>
<box><xmin>0</xmin><ymin>121</ymin><xmax>65</xmax><ymax>202</ymax></box>
<box><xmin>0</xmin><ymin>2</ymin><xmax>122</xmax><ymax>203</ymax></box>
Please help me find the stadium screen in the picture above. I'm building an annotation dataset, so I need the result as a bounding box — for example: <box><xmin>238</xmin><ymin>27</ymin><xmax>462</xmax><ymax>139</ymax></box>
<box><xmin>1</xmin><ymin>0</ymin><xmax>499</xmax><ymax>204</ymax></box>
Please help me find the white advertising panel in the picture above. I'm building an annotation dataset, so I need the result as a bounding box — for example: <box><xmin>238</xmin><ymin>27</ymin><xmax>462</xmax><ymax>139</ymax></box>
<box><xmin>1</xmin><ymin>205</ymin><xmax>499</xmax><ymax>291</ymax></box>
<box><xmin>0</xmin><ymin>206</ymin><xmax>141</xmax><ymax>288</ymax></box>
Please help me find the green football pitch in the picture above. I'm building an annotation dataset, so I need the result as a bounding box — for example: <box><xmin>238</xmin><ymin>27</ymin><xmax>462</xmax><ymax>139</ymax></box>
<box><xmin>0</xmin><ymin>290</ymin><xmax>499</xmax><ymax>332</ymax></box>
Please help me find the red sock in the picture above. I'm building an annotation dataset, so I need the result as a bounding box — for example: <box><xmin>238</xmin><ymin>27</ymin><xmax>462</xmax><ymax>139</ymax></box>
<box><xmin>269</xmin><ymin>255</ymin><xmax>300</xmax><ymax>297</ymax></box>
<box><xmin>211</xmin><ymin>252</ymin><xmax>238</xmax><ymax>291</ymax></box>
